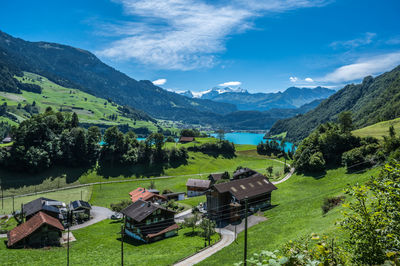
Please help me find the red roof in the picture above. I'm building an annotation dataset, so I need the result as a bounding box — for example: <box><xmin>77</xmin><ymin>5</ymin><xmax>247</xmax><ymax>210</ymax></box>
<box><xmin>147</xmin><ymin>223</ymin><xmax>179</xmax><ymax>239</ymax></box>
<box><xmin>129</xmin><ymin>187</ymin><xmax>166</xmax><ymax>203</ymax></box>
<box><xmin>7</xmin><ymin>211</ymin><xmax>64</xmax><ymax>247</ymax></box>
<box><xmin>179</xmin><ymin>136</ymin><xmax>194</xmax><ymax>142</ymax></box>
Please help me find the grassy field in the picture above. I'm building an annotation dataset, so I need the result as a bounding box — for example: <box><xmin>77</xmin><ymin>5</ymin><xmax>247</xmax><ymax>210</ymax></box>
<box><xmin>0</xmin><ymin>219</ymin><xmax>220</xmax><ymax>265</ymax></box>
<box><xmin>199</xmin><ymin>165</ymin><xmax>381</xmax><ymax>265</ymax></box>
<box><xmin>352</xmin><ymin>117</ymin><xmax>400</xmax><ymax>139</ymax></box>
<box><xmin>2</xmin><ymin>72</ymin><xmax>160</xmax><ymax>132</ymax></box>
<box><xmin>0</xmin><ymin>186</ymin><xmax>92</xmax><ymax>215</ymax></box>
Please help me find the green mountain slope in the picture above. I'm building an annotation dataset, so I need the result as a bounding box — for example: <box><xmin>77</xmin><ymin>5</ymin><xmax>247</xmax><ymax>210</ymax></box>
<box><xmin>268</xmin><ymin>65</ymin><xmax>400</xmax><ymax>142</ymax></box>
<box><xmin>0</xmin><ymin>72</ymin><xmax>159</xmax><ymax>135</ymax></box>
<box><xmin>352</xmin><ymin>117</ymin><xmax>400</xmax><ymax>140</ymax></box>
<box><xmin>0</xmin><ymin>30</ymin><xmax>236</xmax><ymax>123</ymax></box>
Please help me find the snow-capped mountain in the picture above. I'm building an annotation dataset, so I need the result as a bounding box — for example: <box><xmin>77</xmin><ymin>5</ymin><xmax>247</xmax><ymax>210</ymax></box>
<box><xmin>176</xmin><ymin>86</ymin><xmax>335</xmax><ymax>111</ymax></box>
<box><xmin>178</xmin><ymin>87</ymin><xmax>248</xmax><ymax>99</ymax></box>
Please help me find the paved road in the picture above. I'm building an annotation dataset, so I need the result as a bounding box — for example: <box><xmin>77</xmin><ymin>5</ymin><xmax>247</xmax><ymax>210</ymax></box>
<box><xmin>272</xmin><ymin>167</ymin><xmax>295</xmax><ymax>185</ymax></box>
<box><xmin>174</xmin><ymin>209</ymin><xmax>193</xmax><ymax>223</ymax></box>
<box><xmin>174</xmin><ymin>228</ymin><xmax>235</xmax><ymax>266</ymax></box>
<box><xmin>70</xmin><ymin>206</ymin><xmax>113</xmax><ymax>231</ymax></box>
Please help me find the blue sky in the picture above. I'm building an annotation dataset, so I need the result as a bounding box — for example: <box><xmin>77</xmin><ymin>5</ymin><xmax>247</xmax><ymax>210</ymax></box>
<box><xmin>1</xmin><ymin>0</ymin><xmax>400</xmax><ymax>93</ymax></box>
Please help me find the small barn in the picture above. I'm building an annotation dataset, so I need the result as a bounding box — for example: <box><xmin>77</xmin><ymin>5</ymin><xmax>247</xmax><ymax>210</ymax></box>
<box><xmin>186</xmin><ymin>179</ymin><xmax>211</xmax><ymax>197</ymax></box>
<box><xmin>121</xmin><ymin>200</ymin><xmax>178</xmax><ymax>243</ymax></box>
<box><xmin>129</xmin><ymin>187</ymin><xmax>167</xmax><ymax>204</ymax></box>
<box><xmin>163</xmin><ymin>192</ymin><xmax>186</xmax><ymax>201</ymax></box>
<box><xmin>179</xmin><ymin>136</ymin><xmax>195</xmax><ymax>143</ymax></box>
<box><xmin>69</xmin><ymin>200</ymin><xmax>92</xmax><ymax>223</ymax></box>
<box><xmin>7</xmin><ymin>211</ymin><xmax>64</xmax><ymax>248</ymax></box>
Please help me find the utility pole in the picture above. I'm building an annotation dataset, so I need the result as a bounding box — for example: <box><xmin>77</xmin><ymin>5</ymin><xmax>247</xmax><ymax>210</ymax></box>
<box><xmin>12</xmin><ymin>195</ymin><xmax>14</xmax><ymax>213</ymax></box>
<box><xmin>1</xmin><ymin>187</ymin><xmax>3</xmax><ymax>209</ymax></box>
<box><xmin>244</xmin><ymin>196</ymin><xmax>248</xmax><ymax>266</ymax></box>
<box><xmin>81</xmin><ymin>190</ymin><xmax>83</xmax><ymax>201</ymax></box>
<box><xmin>208</xmin><ymin>220</ymin><xmax>211</xmax><ymax>246</ymax></box>
<box><xmin>67</xmin><ymin>210</ymin><xmax>71</xmax><ymax>266</ymax></box>
<box><xmin>121</xmin><ymin>221</ymin><xmax>125</xmax><ymax>266</ymax></box>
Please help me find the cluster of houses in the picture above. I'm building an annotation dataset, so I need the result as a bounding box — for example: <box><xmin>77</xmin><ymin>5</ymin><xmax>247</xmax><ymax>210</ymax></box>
<box><xmin>186</xmin><ymin>168</ymin><xmax>277</xmax><ymax>224</ymax></box>
<box><xmin>6</xmin><ymin>167</ymin><xmax>277</xmax><ymax>248</ymax></box>
<box><xmin>6</xmin><ymin>197</ymin><xmax>91</xmax><ymax>248</ymax></box>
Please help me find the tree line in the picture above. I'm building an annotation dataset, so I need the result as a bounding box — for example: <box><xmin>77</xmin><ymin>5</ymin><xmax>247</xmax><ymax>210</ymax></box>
<box><xmin>0</xmin><ymin>109</ymin><xmax>188</xmax><ymax>173</ymax></box>
<box><xmin>293</xmin><ymin>111</ymin><xmax>399</xmax><ymax>173</ymax></box>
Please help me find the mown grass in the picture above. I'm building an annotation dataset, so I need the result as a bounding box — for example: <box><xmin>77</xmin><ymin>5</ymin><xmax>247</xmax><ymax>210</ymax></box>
<box><xmin>352</xmin><ymin>117</ymin><xmax>400</xmax><ymax>139</ymax></box>
<box><xmin>199</xmin><ymin>166</ymin><xmax>381</xmax><ymax>265</ymax></box>
<box><xmin>0</xmin><ymin>186</ymin><xmax>92</xmax><ymax>215</ymax></box>
<box><xmin>0</xmin><ymin>220</ymin><xmax>220</xmax><ymax>266</ymax></box>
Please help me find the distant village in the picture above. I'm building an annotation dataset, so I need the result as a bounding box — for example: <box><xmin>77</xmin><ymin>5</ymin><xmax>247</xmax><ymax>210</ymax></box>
<box><xmin>4</xmin><ymin>166</ymin><xmax>277</xmax><ymax>249</ymax></box>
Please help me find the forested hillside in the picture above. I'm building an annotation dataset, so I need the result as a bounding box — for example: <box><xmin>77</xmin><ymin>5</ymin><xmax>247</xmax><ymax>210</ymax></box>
<box><xmin>268</xmin><ymin>65</ymin><xmax>400</xmax><ymax>142</ymax></box>
<box><xmin>0</xmin><ymin>30</ymin><xmax>236</xmax><ymax>123</ymax></box>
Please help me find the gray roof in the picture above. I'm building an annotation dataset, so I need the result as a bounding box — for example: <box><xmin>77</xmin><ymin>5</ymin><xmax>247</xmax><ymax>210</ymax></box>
<box><xmin>70</xmin><ymin>200</ymin><xmax>91</xmax><ymax>211</ymax></box>
<box><xmin>233</xmin><ymin>168</ymin><xmax>256</xmax><ymax>178</ymax></box>
<box><xmin>186</xmin><ymin>179</ymin><xmax>211</xmax><ymax>189</ymax></box>
<box><xmin>23</xmin><ymin>197</ymin><xmax>60</xmax><ymax>217</ymax></box>
<box><xmin>214</xmin><ymin>174</ymin><xmax>277</xmax><ymax>201</ymax></box>
<box><xmin>121</xmin><ymin>200</ymin><xmax>174</xmax><ymax>222</ymax></box>
<box><xmin>209</xmin><ymin>173</ymin><xmax>224</xmax><ymax>182</ymax></box>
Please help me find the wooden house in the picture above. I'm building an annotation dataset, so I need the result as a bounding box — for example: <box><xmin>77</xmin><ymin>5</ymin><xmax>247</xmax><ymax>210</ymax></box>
<box><xmin>186</xmin><ymin>179</ymin><xmax>211</xmax><ymax>197</ymax></box>
<box><xmin>129</xmin><ymin>187</ymin><xmax>167</xmax><ymax>204</ymax></box>
<box><xmin>7</xmin><ymin>212</ymin><xmax>64</xmax><ymax>248</ymax></box>
<box><xmin>179</xmin><ymin>136</ymin><xmax>195</xmax><ymax>143</ymax></box>
<box><xmin>206</xmin><ymin>172</ymin><xmax>277</xmax><ymax>222</ymax></box>
<box><xmin>121</xmin><ymin>200</ymin><xmax>178</xmax><ymax>243</ymax></box>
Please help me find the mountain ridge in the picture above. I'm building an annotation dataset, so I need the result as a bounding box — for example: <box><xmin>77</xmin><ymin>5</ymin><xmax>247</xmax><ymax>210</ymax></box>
<box><xmin>177</xmin><ymin>86</ymin><xmax>335</xmax><ymax>111</ymax></box>
<box><xmin>268</xmin><ymin>65</ymin><xmax>400</xmax><ymax>142</ymax></box>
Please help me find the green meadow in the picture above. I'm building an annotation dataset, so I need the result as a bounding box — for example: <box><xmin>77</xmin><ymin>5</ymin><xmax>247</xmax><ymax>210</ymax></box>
<box><xmin>352</xmin><ymin>117</ymin><xmax>400</xmax><ymax>140</ymax></box>
<box><xmin>199</xmin><ymin>166</ymin><xmax>381</xmax><ymax>265</ymax></box>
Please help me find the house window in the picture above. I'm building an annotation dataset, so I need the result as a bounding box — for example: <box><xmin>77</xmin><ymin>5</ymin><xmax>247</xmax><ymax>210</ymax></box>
<box><xmin>146</xmin><ymin>219</ymin><xmax>151</xmax><ymax>225</ymax></box>
<box><xmin>160</xmin><ymin>217</ymin><xmax>164</xmax><ymax>221</ymax></box>
<box><xmin>154</xmin><ymin>217</ymin><xmax>158</xmax><ymax>223</ymax></box>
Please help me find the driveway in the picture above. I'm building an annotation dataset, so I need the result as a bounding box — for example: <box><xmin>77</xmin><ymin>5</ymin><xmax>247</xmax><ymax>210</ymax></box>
<box><xmin>174</xmin><ymin>228</ymin><xmax>235</xmax><ymax>266</ymax></box>
<box><xmin>70</xmin><ymin>206</ymin><xmax>113</xmax><ymax>230</ymax></box>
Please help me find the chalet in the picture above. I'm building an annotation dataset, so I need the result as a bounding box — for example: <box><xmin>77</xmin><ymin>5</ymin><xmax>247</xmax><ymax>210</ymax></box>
<box><xmin>186</xmin><ymin>179</ymin><xmax>211</xmax><ymax>197</ymax></box>
<box><xmin>23</xmin><ymin>197</ymin><xmax>66</xmax><ymax>222</ymax></box>
<box><xmin>7</xmin><ymin>211</ymin><xmax>64</xmax><ymax>248</ymax></box>
<box><xmin>129</xmin><ymin>187</ymin><xmax>167</xmax><ymax>204</ymax></box>
<box><xmin>163</xmin><ymin>192</ymin><xmax>186</xmax><ymax>201</ymax></box>
<box><xmin>121</xmin><ymin>200</ymin><xmax>178</xmax><ymax>243</ymax></box>
<box><xmin>69</xmin><ymin>200</ymin><xmax>92</xmax><ymax>223</ymax></box>
<box><xmin>206</xmin><ymin>172</ymin><xmax>277</xmax><ymax>223</ymax></box>
<box><xmin>179</xmin><ymin>136</ymin><xmax>195</xmax><ymax>143</ymax></box>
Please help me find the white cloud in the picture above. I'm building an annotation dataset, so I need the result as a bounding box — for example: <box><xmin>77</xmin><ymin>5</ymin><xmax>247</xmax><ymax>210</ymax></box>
<box><xmin>218</xmin><ymin>81</ymin><xmax>242</xmax><ymax>87</ymax></box>
<box><xmin>289</xmin><ymin>76</ymin><xmax>298</xmax><ymax>83</ymax></box>
<box><xmin>152</xmin><ymin>78</ymin><xmax>167</xmax><ymax>85</ymax></box>
<box><xmin>330</xmin><ymin>32</ymin><xmax>376</xmax><ymax>49</ymax></box>
<box><xmin>305</xmin><ymin>77</ymin><xmax>314</xmax><ymax>82</ymax></box>
<box><xmin>320</xmin><ymin>52</ymin><xmax>400</xmax><ymax>83</ymax></box>
<box><xmin>98</xmin><ymin>0</ymin><xmax>332</xmax><ymax>70</ymax></box>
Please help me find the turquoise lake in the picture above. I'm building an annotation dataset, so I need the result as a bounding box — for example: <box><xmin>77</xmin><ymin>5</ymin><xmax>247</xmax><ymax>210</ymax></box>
<box><xmin>210</xmin><ymin>132</ymin><xmax>295</xmax><ymax>152</ymax></box>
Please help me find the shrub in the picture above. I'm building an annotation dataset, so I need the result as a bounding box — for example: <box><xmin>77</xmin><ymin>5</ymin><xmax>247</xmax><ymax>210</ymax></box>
<box><xmin>321</xmin><ymin>195</ymin><xmax>345</xmax><ymax>214</ymax></box>
<box><xmin>110</xmin><ymin>200</ymin><xmax>131</xmax><ymax>212</ymax></box>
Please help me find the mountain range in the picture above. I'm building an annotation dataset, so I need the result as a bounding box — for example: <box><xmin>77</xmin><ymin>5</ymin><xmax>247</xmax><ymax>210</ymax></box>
<box><xmin>268</xmin><ymin>65</ymin><xmax>400</xmax><ymax>142</ymax></box>
<box><xmin>178</xmin><ymin>86</ymin><xmax>335</xmax><ymax>111</ymax></box>
<box><xmin>0</xmin><ymin>30</ymin><xmax>339</xmax><ymax>130</ymax></box>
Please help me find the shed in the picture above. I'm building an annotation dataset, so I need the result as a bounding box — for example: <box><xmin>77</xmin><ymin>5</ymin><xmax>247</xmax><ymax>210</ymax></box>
<box><xmin>7</xmin><ymin>211</ymin><xmax>64</xmax><ymax>248</ymax></box>
<box><xmin>179</xmin><ymin>136</ymin><xmax>195</xmax><ymax>143</ymax></box>
<box><xmin>186</xmin><ymin>179</ymin><xmax>211</xmax><ymax>197</ymax></box>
